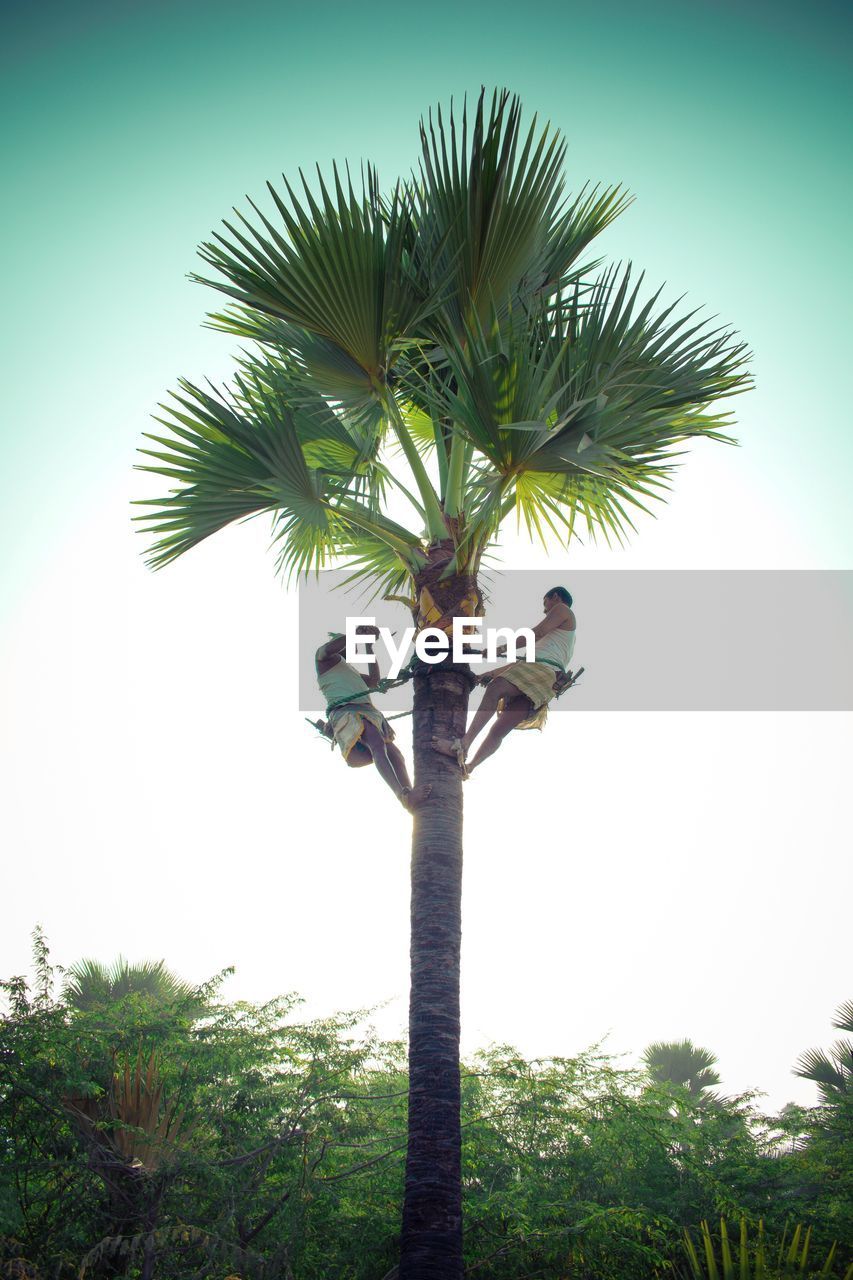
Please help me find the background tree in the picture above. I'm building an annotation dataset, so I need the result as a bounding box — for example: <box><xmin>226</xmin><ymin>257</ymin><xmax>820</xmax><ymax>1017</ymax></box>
<box><xmin>643</xmin><ymin>1040</ymin><xmax>723</xmax><ymax>1104</ymax></box>
<box><xmin>62</xmin><ymin>957</ymin><xmax>199</xmax><ymax>1015</ymax></box>
<box><xmin>794</xmin><ymin>1001</ymin><xmax>853</xmax><ymax>1102</ymax></box>
<box><xmin>785</xmin><ymin>1002</ymin><xmax>853</xmax><ymax>1245</ymax></box>
<box><xmin>135</xmin><ymin>88</ymin><xmax>753</xmax><ymax>1278</ymax></box>
<box><xmin>1</xmin><ymin>937</ymin><xmax>413</xmax><ymax>1278</ymax></box>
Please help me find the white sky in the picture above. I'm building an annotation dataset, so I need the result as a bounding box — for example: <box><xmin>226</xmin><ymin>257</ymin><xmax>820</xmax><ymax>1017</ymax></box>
<box><xmin>1</xmin><ymin>438</ymin><xmax>849</xmax><ymax>1116</ymax></box>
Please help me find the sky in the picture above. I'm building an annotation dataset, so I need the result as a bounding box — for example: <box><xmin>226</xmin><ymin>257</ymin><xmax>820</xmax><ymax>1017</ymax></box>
<box><xmin>1</xmin><ymin>0</ymin><xmax>851</xmax><ymax>1114</ymax></box>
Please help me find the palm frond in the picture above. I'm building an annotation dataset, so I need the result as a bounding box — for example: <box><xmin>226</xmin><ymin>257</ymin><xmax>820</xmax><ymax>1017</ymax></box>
<box><xmin>832</xmin><ymin>999</ymin><xmax>853</xmax><ymax>1034</ymax></box>
<box><xmin>643</xmin><ymin>1039</ymin><xmax>722</xmax><ymax>1096</ymax></box>
<box><xmin>794</xmin><ymin>1046</ymin><xmax>853</xmax><ymax>1098</ymax></box>
<box><xmin>538</xmin><ymin>181</ymin><xmax>634</xmax><ymax>295</ymax></box>
<box><xmin>400</xmin><ymin>300</ymin><xmax>564</xmax><ymax>474</ymax></box>
<box><xmin>195</xmin><ymin>164</ymin><xmax>432</xmax><ymax>383</ymax></box>
<box><xmin>334</xmin><ymin>533</ymin><xmax>420</xmax><ymax>603</ymax></box>
<box><xmin>138</xmin><ymin>88</ymin><xmax>754</xmax><ymax>583</ymax></box>
<box><xmin>411</xmin><ymin>87</ymin><xmax>626</xmax><ymax>336</ymax></box>
<box><xmin>233</xmin><ymin>351</ymin><xmax>386</xmax><ymax>513</ymax></box>
<box><xmin>63</xmin><ymin>958</ymin><xmax>196</xmax><ymax>1012</ymax></box>
<box><xmin>413</xmin><ymin>266</ymin><xmax>750</xmax><ymax>548</ymax></box>
<box><xmin>215</xmin><ymin>306</ymin><xmax>385</xmax><ymax>433</ymax></box>
<box><xmin>134</xmin><ymin>379</ymin><xmax>298</xmax><ymax>569</ymax></box>
<box><xmin>135</xmin><ymin>375</ymin><xmax>423</xmax><ymax>576</ymax></box>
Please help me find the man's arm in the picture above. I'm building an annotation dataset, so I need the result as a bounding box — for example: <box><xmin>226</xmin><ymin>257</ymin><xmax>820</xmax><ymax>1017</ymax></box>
<box><xmin>531</xmin><ymin>602</ymin><xmax>573</xmax><ymax>642</ymax></box>
<box><xmin>315</xmin><ymin>634</ymin><xmax>348</xmax><ymax>673</ymax></box>
<box><xmin>350</xmin><ymin>625</ymin><xmax>382</xmax><ymax>688</ymax></box>
<box><xmin>493</xmin><ymin>604</ymin><xmax>572</xmax><ymax>658</ymax></box>
<box><xmin>317</xmin><ymin>626</ymin><xmax>382</xmax><ymax>681</ymax></box>
<box><xmin>316</xmin><ymin>635</ymin><xmax>347</xmax><ymax>661</ymax></box>
<box><xmin>362</xmin><ymin>647</ymin><xmax>381</xmax><ymax>690</ymax></box>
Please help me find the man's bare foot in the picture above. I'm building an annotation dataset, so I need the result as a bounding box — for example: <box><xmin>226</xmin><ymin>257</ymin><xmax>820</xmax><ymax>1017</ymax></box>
<box><xmin>431</xmin><ymin>737</ymin><xmax>469</xmax><ymax>778</ymax></box>
<box><xmin>432</xmin><ymin>736</ymin><xmax>468</xmax><ymax>762</ymax></box>
<box><xmin>400</xmin><ymin>783</ymin><xmax>433</xmax><ymax>812</ymax></box>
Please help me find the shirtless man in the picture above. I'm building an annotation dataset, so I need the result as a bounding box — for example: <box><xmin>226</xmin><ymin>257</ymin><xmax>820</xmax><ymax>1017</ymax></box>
<box><xmin>432</xmin><ymin>586</ymin><xmax>576</xmax><ymax>775</ymax></box>
<box><xmin>315</xmin><ymin>627</ymin><xmax>431</xmax><ymax>811</ymax></box>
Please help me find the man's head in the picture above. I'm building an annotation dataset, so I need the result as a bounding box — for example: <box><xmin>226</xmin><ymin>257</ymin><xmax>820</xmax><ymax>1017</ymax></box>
<box><xmin>544</xmin><ymin>586</ymin><xmax>573</xmax><ymax>612</ymax></box>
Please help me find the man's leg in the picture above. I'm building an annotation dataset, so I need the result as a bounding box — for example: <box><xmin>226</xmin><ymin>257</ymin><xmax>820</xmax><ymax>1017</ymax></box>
<box><xmin>362</xmin><ymin>722</ymin><xmax>431</xmax><ymax>809</ymax></box>
<box><xmin>386</xmin><ymin>741</ymin><xmax>433</xmax><ymax>810</ymax></box>
<box><xmin>466</xmin><ymin>694</ymin><xmax>533</xmax><ymax>774</ymax></box>
<box><xmin>432</xmin><ymin>677</ymin><xmax>516</xmax><ymax>762</ymax></box>
<box><xmin>386</xmin><ymin>741</ymin><xmax>412</xmax><ymax>789</ymax></box>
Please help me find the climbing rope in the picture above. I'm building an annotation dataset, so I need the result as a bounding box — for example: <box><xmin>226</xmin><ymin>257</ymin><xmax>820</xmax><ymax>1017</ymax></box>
<box><xmin>305</xmin><ymin>661</ymin><xmax>418</xmax><ymax>740</ymax></box>
<box><xmin>306</xmin><ymin>663</ymin><xmax>585</xmax><ymax>739</ymax></box>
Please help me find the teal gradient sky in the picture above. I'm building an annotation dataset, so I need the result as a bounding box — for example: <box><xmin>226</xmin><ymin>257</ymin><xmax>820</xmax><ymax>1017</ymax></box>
<box><xmin>2</xmin><ymin>0</ymin><xmax>851</xmax><ymax>604</ymax></box>
<box><xmin>1</xmin><ymin>0</ymin><xmax>851</xmax><ymax>1109</ymax></box>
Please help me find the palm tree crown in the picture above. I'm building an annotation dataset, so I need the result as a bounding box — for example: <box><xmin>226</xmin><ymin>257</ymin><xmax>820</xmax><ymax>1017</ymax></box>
<box><xmin>794</xmin><ymin>999</ymin><xmax>853</xmax><ymax>1101</ymax></box>
<box><xmin>643</xmin><ymin>1039</ymin><xmax>722</xmax><ymax>1101</ymax></box>
<box><xmin>134</xmin><ymin>87</ymin><xmax>752</xmax><ymax>592</ymax></box>
<box><xmin>62</xmin><ymin>957</ymin><xmax>197</xmax><ymax>1014</ymax></box>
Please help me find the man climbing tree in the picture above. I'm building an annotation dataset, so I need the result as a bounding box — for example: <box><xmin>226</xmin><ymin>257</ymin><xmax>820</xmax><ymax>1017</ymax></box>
<box><xmin>314</xmin><ymin>627</ymin><xmax>431</xmax><ymax>811</ymax></box>
<box><xmin>433</xmin><ymin>586</ymin><xmax>577</xmax><ymax>775</ymax></box>
<box><xmin>136</xmin><ymin>87</ymin><xmax>752</xmax><ymax>1278</ymax></box>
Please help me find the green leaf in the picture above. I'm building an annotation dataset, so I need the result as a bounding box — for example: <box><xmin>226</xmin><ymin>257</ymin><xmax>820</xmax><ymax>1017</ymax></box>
<box><xmin>195</xmin><ymin>164</ymin><xmax>433</xmax><ymax>384</ymax></box>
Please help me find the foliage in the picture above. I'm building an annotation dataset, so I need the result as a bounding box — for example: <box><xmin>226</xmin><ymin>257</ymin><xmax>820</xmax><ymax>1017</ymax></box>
<box><xmin>778</xmin><ymin>1003</ymin><xmax>853</xmax><ymax>1249</ymax></box>
<box><xmin>134</xmin><ymin>88</ymin><xmax>753</xmax><ymax>588</ymax></box>
<box><xmin>62</xmin><ymin>958</ymin><xmax>200</xmax><ymax>1015</ymax></box>
<box><xmin>1</xmin><ymin>939</ymin><xmax>850</xmax><ymax>1279</ymax></box>
<box><xmin>682</xmin><ymin>1217</ymin><xmax>853</xmax><ymax>1280</ymax></box>
<box><xmin>0</xmin><ymin>933</ymin><xmax>409</xmax><ymax>1279</ymax></box>
<box><xmin>795</xmin><ymin>1002</ymin><xmax>853</xmax><ymax>1103</ymax></box>
<box><xmin>643</xmin><ymin>1040</ymin><xmax>723</xmax><ymax>1103</ymax></box>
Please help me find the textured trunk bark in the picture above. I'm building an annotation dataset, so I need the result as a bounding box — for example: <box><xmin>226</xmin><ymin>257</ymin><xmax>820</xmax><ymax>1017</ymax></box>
<box><xmin>399</xmin><ymin>650</ymin><xmax>474</xmax><ymax>1280</ymax></box>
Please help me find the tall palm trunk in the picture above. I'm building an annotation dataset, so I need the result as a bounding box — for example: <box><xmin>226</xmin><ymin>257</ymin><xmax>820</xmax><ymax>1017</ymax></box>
<box><xmin>399</xmin><ymin>646</ymin><xmax>474</xmax><ymax>1279</ymax></box>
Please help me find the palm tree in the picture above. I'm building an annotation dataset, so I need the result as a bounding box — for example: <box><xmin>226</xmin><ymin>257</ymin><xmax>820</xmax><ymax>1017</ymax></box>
<box><xmin>795</xmin><ymin>999</ymin><xmax>853</xmax><ymax>1101</ymax></box>
<box><xmin>61</xmin><ymin>959</ymin><xmax>197</xmax><ymax>1276</ymax></box>
<box><xmin>643</xmin><ymin>1039</ymin><xmax>723</xmax><ymax>1103</ymax></box>
<box><xmin>64</xmin><ymin>1048</ymin><xmax>188</xmax><ymax>1280</ymax></box>
<box><xmin>62</xmin><ymin>957</ymin><xmax>198</xmax><ymax>1013</ymax></box>
<box><xmin>135</xmin><ymin>89</ymin><xmax>752</xmax><ymax>1278</ymax></box>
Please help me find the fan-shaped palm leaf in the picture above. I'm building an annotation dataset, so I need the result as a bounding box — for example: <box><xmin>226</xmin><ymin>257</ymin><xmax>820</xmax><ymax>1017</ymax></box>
<box><xmin>794</xmin><ymin>1000</ymin><xmax>853</xmax><ymax>1100</ymax></box>
<box><xmin>195</xmin><ymin>163</ymin><xmax>432</xmax><ymax>386</ymax></box>
<box><xmin>832</xmin><ymin>999</ymin><xmax>853</xmax><ymax>1035</ymax></box>
<box><xmin>406</xmin><ymin>268</ymin><xmax>750</xmax><ymax>551</ymax></box>
<box><xmin>134</xmin><ymin>375</ymin><xmax>425</xmax><ymax>577</ymax></box>
<box><xmin>643</xmin><ymin>1039</ymin><xmax>722</xmax><ymax>1098</ymax></box>
<box><xmin>411</xmin><ymin>87</ymin><xmax>629</xmax><ymax>337</ymax></box>
<box><xmin>63</xmin><ymin>958</ymin><xmax>196</xmax><ymax>1012</ymax></box>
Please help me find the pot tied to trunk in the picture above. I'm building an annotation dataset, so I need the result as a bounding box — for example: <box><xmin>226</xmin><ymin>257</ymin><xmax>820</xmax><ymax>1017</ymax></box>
<box><xmin>136</xmin><ymin>88</ymin><xmax>752</xmax><ymax>1278</ymax></box>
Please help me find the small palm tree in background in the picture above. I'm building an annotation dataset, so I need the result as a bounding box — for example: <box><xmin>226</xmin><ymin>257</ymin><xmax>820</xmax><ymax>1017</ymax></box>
<box><xmin>643</xmin><ymin>1039</ymin><xmax>723</xmax><ymax>1104</ymax></box>
<box><xmin>135</xmin><ymin>88</ymin><xmax>752</xmax><ymax>1278</ymax></box>
<box><xmin>62</xmin><ymin>957</ymin><xmax>197</xmax><ymax>1013</ymax></box>
<box><xmin>795</xmin><ymin>1000</ymin><xmax>853</xmax><ymax>1101</ymax></box>
<box><xmin>61</xmin><ymin>959</ymin><xmax>197</xmax><ymax>1277</ymax></box>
